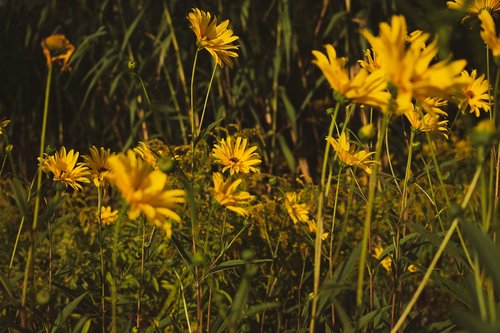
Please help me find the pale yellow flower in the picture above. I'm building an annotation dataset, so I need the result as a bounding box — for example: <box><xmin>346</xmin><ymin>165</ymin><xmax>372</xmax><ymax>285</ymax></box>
<box><xmin>107</xmin><ymin>151</ymin><xmax>185</xmax><ymax>237</ymax></box>
<box><xmin>284</xmin><ymin>192</ymin><xmax>311</xmax><ymax>224</ymax></box>
<box><xmin>326</xmin><ymin>132</ymin><xmax>377</xmax><ymax>174</ymax></box>
<box><xmin>41</xmin><ymin>34</ymin><xmax>75</xmax><ymax>70</ymax></box>
<box><xmin>82</xmin><ymin>146</ymin><xmax>113</xmax><ymax>188</ymax></box>
<box><xmin>41</xmin><ymin>147</ymin><xmax>90</xmax><ymax>191</ymax></box>
<box><xmin>447</xmin><ymin>0</ymin><xmax>500</xmax><ymax>17</ymax></box>
<box><xmin>187</xmin><ymin>8</ymin><xmax>239</xmax><ymax>68</ymax></box>
<box><xmin>99</xmin><ymin>206</ymin><xmax>119</xmax><ymax>225</ymax></box>
<box><xmin>213</xmin><ymin>137</ymin><xmax>261</xmax><ymax>175</ymax></box>
<box><xmin>479</xmin><ymin>10</ymin><xmax>500</xmax><ymax>57</ymax></box>
<box><xmin>457</xmin><ymin>69</ymin><xmax>491</xmax><ymax>117</ymax></box>
<box><xmin>212</xmin><ymin>172</ymin><xmax>254</xmax><ymax>217</ymax></box>
<box><xmin>312</xmin><ymin>44</ymin><xmax>390</xmax><ymax>110</ymax></box>
<box><xmin>306</xmin><ymin>220</ymin><xmax>329</xmax><ymax>240</ymax></box>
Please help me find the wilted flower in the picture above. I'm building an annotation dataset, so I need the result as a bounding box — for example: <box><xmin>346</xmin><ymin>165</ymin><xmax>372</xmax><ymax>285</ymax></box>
<box><xmin>0</xmin><ymin>119</ymin><xmax>10</xmax><ymax>136</ymax></box>
<box><xmin>134</xmin><ymin>141</ymin><xmax>159</xmax><ymax>168</ymax></box>
<box><xmin>306</xmin><ymin>220</ymin><xmax>329</xmax><ymax>240</ymax></box>
<box><xmin>373</xmin><ymin>245</ymin><xmax>392</xmax><ymax>272</ymax></box>
<box><xmin>479</xmin><ymin>10</ymin><xmax>500</xmax><ymax>57</ymax></box>
<box><xmin>404</xmin><ymin>106</ymin><xmax>449</xmax><ymax>139</ymax></box>
<box><xmin>187</xmin><ymin>8</ymin><xmax>239</xmax><ymax>68</ymax></box>
<box><xmin>213</xmin><ymin>137</ymin><xmax>261</xmax><ymax>175</ymax></box>
<box><xmin>312</xmin><ymin>44</ymin><xmax>390</xmax><ymax>110</ymax></box>
<box><xmin>82</xmin><ymin>146</ymin><xmax>113</xmax><ymax>188</ymax></box>
<box><xmin>284</xmin><ymin>192</ymin><xmax>311</xmax><ymax>224</ymax></box>
<box><xmin>41</xmin><ymin>147</ymin><xmax>90</xmax><ymax>191</ymax></box>
<box><xmin>107</xmin><ymin>151</ymin><xmax>185</xmax><ymax>237</ymax></box>
<box><xmin>326</xmin><ymin>132</ymin><xmax>377</xmax><ymax>174</ymax></box>
<box><xmin>212</xmin><ymin>172</ymin><xmax>254</xmax><ymax>217</ymax></box>
<box><xmin>457</xmin><ymin>69</ymin><xmax>491</xmax><ymax>117</ymax></box>
<box><xmin>41</xmin><ymin>34</ymin><xmax>75</xmax><ymax>70</ymax></box>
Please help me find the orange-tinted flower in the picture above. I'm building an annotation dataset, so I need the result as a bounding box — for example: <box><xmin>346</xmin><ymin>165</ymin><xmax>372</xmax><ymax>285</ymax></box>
<box><xmin>41</xmin><ymin>34</ymin><xmax>75</xmax><ymax>70</ymax></box>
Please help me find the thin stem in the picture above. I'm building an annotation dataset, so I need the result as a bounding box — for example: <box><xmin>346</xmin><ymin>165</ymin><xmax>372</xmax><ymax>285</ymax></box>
<box><xmin>190</xmin><ymin>49</ymin><xmax>200</xmax><ymax>175</ymax></box>
<box><xmin>97</xmin><ymin>186</ymin><xmax>106</xmax><ymax>333</ymax></box>
<box><xmin>391</xmin><ymin>164</ymin><xmax>483</xmax><ymax>333</ymax></box>
<box><xmin>309</xmin><ymin>103</ymin><xmax>340</xmax><ymax>332</ymax></box>
<box><xmin>136</xmin><ymin>218</ymin><xmax>146</xmax><ymax>331</ymax></box>
<box><xmin>21</xmin><ymin>65</ymin><xmax>52</xmax><ymax>309</ymax></box>
<box><xmin>197</xmin><ymin>63</ymin><xmax>218</xmax><ymax>137</ymax></box>
<box><xmin>357</xmin><ymin>113</ymin><xmax>390</xmax><ymax>306</ymax></box>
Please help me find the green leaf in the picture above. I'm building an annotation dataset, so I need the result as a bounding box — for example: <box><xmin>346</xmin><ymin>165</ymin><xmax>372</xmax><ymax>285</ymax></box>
<box><xmin>51</xmin><ymin>291</ymin><xmax>89</xmax><ymax>333</ymax></box>
<box><xmin>0</xmin><ymin>272</ymin><xmax>18</xmax><ymax>302</ymax></box>
<box><xmin>277</xmin><ymin>134</ymin><xmax>295</xmax><ymax>172</ymax></box>
<box><xmin>11</xmin><ymin>178</ymin><xmax>28</xmax><ymax>218</ymax></box>
<box><xmin>206</xmin><ymin>259</ymin><xmax>273</xmax><ymax>277</ymax></box>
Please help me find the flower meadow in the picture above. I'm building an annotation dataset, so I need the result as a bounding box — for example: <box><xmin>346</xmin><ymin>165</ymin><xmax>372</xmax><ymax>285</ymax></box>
<box><xmin>2</xmin><ymin>1</ymin><xmax>500</xmax><ymax>332</ymax></box>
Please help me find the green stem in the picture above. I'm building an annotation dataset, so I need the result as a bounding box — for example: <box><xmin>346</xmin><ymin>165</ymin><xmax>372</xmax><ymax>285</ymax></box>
<box><xmin>391</xmin><ymin>164</ymin><xmax>483</xmax><ymax>333</ymax></box>
<box><xmin>21</xmin><ymin>65</ymin><xmax>52</xmax><ymax>308</ymax></box>
<box><xmin>111</xmin><ymin>205</ymin><xmax>126</xmax><ymax>333</ymax></box>
<box><xmin>97</xmin><ymin>186</ymin><xmax>106</xmax><ymax>333</ymax></box>
<box><xmin>309</xmin><ymin>103</ymin><xmax>340</xmax><ymax>332</ymax></box>
<box><xmin>136</xmin><ymin>218</ymin><xmax>146</xmax><ymax>330</ymax></box>
<box><xmin>190</xmin><ymin>49</ymin><xmax>200</xmax><ymax>175</ymax></box>
<box><xmin>357</xmin><ymin>113</ymin><xmax>390</xmax><ymax>306</ymax></box>
<box><xmin>197</xmin><ymin>63</ymin><xmax>217</xmax><ymax>137</ymax></box>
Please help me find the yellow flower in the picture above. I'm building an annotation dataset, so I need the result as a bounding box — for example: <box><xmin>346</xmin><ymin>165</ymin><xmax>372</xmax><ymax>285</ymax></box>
<box><xmin>213</xmin><ymin>137</ymin><xmax>261</xmax><ymax>175</ymax></box>
<box><xmin>187</xmin><ymin>8</ymin><xmax>239</xmax><ymax>68</ymax></box>
<box><xmin>212</xmin><ymin>172</ymin><xmax>254</xmax><ymax>217</ymax></box>
<box><xmin>312</xmin><ymin>44</ymin><xmax>390</xmax><ymax>110</ymax></box>
<box><xmin>82</xmin><ymin>146</ymin><xmax>113</xmax><ymax>188</ymax></box>
<box><xmin>479</xmin><ymin>10</ymin><xmax>500</xmax><ymax>57</ymax></box>
<box><xmin>284</xmin><ymin>192</ymin><xmax>311</xmax><ymax>224</ymax></box>
<box><xmin>133</xmin><ymin>141</ymin><xmax>159</xmax><ymax>168</ymax></box>
<box><xmin>98</xmin><ymin>206</ymin><xmax>119</xmax><ymax>225</ymax></box>
<box><xmin>361</xmin><ymin>15</ymin><xmax>467</xmax><ymax>114</ymax></box>
<box><xmin>325</xmin><ymin>132</ymin><xmax>377</xmax><ymax>174</ymax></box>
<box><xmin>107</xmin><ymin>151</ymin><xmax>185</xmax><ymax>237</ymax></box>
<box><xmin>457</xmin><ymin>69</ymin><xmax>491</xmax><ymax>117</ymax></box>
<box><xmin>306</xmin><ymin>220</ymin><xmax>329</xmax><ymax>240</ymax></box>
<box><xmin>404</xmin><ymin>106</ymin><xmax>449</xmax><ymax>139</ymax></box>
<box><xmin>448</xmin><ymin>0</ymin><xmax>500</xmax><ymax>19</ymax></box>
<box><xmin>373</xmin><ymin>245</ymin><xmax>392</xmax><ymax>272</ymax></box>
<box><xmin>41</xmin><ymin>34</ymin><xmax>75</xmax><ymax>70</ymax></box>
<box><xmin>0</xmin><ymin>119</ymin><xmax>10</xmax><ymax>136</ymax></box>
<box><xmin>41</xmin><ymin>147</ymin><xmax>90</xmax><ymax>191</ymax></box>
<box><xmin>407</xmin><ymin>264</ymin><xmax>417</xmax><ymax>272</ymax></box>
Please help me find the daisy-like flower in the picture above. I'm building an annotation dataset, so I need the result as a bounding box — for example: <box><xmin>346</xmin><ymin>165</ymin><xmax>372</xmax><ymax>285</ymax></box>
<box><xmin>82</xmin><ymin>146</ymin><xmax>113</xmax><ymax>188</ymax></box>
<box><xmin>41</xmin><ymin>34</ymin><xmax>75</xmax><ymax>70</ymax></box>
<box><xmin>187</xmin><ymin>8</ymin><xmax>239</xmax><ymax>68</ymax></box>
<box><xmin>404</xmin><ymin>106</ymin><xmax>449</xmax><ymax>139</ymax></box>
<box><xmin>212</xmin><ymin>172</ymin><xmax>254</xmax><ymax>217</ymax></box>
<box><xmin>479</xmin><ymin>10</ymin><xmax>500</xmax><ymax>57</ymax></box>
<box><xmin>456</xmin><ymin>69</ymin><xmax>491</xmax><ymax>117</ymax></box>
<box><xmin>325</xmin><ymin>132</ymin><xmax>377</xmax><ymax>174</ymax></box>
<box><xmin>213</xmin><ymin>137</ymin><xmax>261</xmax><ymax>175</ymax></box>
<box><xmin>41</xmin><ymin>147</ymin><xmax>90</xmax><ymax>191</ymax></box>
<box><xmin>361</xmin><ymin>15</ymin><xmax>467</xmax><ymax>114</ymax></box>
<box><xmin>133</xmin><ymin>141</ymin><xmax>159</xmax><ymax>168</ymax></box>
<box><xmin>98</xmin><ymin>206</ymin><xmax>119</xmax><ymax>225</ymax></box>
<box><xmin>447</xmin><ymin>0</ymin><xmax>500</xmax><ymax>19</ymax></box>
<box><xmin>107</xmin><ymin>151</ymin><xmax>185</xmax><ymax>237</ymax></box>
<box><xmin>312</xmin><ymin>44</ymin><xmax>391</xmax><ymax>110</ymax></box>
<box><xmin>284</xmin><ymin>192</ymin><xmax>311</xmax><ymax>224</ymax></box>
<box><xmin>0</xmin><ymin>119</ymin><xmax>10</xmax><ymax>136</ymax></box>
<box><xmin>373</xmin><ymin>245</ymin><xmax>392</xmax><ymax>272</ymax></box>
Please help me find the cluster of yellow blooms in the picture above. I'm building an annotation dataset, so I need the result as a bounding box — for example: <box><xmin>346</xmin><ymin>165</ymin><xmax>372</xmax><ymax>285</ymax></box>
<box><xmin>40</xmin><ymin>144</ymin><xmax>185</xmax><ymax>237</ymax></box>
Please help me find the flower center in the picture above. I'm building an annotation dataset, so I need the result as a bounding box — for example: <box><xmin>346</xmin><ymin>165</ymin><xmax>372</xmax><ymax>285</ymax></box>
<box><xmin>229</xmin><ymin>157</ymin><xmax>240</xmax><ymax>164</ymax></box>
<box><xmin>465</xmin><ymin>89</ymin><xmax>475</xmax><ymax>100</ymax></box>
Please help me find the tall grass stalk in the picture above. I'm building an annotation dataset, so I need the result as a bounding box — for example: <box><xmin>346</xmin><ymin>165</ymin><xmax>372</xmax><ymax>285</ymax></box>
<box><xmin>21</xmin><ymin>64</ymin><xmax>53</xmax><ymax>311</ymax></box>
<box><xmin>391</xmin><ymin>164</ymin><xmax>483</xmax><ymax>333</ymax></box>
<box><xmin>356</xmin><ymin>113</ymin><xmax>390</xmax><ymax>306</ymax></box>
<box><xmin>309</xmin><ymin>103</ymin><xmax>340</xmax><ymax>332</ymax></box>
<box><xmin>197</xmin><ymin>64</ymin><xmax>217</xmax><ymax>137</ymax></box>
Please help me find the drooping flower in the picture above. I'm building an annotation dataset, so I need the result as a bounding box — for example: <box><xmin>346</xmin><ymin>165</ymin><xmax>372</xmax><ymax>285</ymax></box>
<box><xmin>41</xmin><ymin>147</ymin><xmax>90</xmax><ymax>191</ymax></box>
<box><xmin>326</xmin><ymin>132</ymin><xmax>377</xmax><ymax>174</ymax></box>
<box><xmin>187</xmin><ymin>8</ymin><xmax>239</xmax><ymax>68</ymax></box>
<box><xmin>312</xmin><ymin>44</ymin><xmax>390</xmax><ymax>110</ymax></box>
<box><xmin>213</xmin><ymin>137</ymin><xmax>261</xmax><ymax>175</ymax></box>
<box><xmin>134</xmin><ymin>141</ymin><xmax>159</xmax><ymax>168</ymax></box>
<box><xmin>284</xmin><ymin>192</ymin><xmax>311</xmax><ymax>224</ymax></box>
<box><xmin>98</xmin><ymin>206</ymin><xmax>119</xmax><ymax>225</ymax></box>
<box><xmin>373</xmin><ymin>245</ymin><xmax>393</xmax><ymax>272</ymax></box>
<box><xmin>456</xmin><ymin>69</ymin><xmax>491</xmax><ymax>117</ymax></box>
<box><xmin>0</xmin><ymin>119</ymin><xmax>10</xmax><ymax>136</ymax></box>
<box><xmin>82</xmin><ymin>146</ymin><xmax>113</xmax><ymax>188</ymax></box>
<box><xmin>41</xmin><ymin>34</ymin><xmax>75</xmax><ymax>70</ymax></box>
<box><xmin>212</xmin><ymin>172</ymin><xmax>254</xmax><ymax>217</ymax></box>
<box><xmin>479</xmin><ymin>10</ymin><xmax>500</xmax><ymax>57</ymax></box>
<box><xmin>306</xmin><ymin>220</ymin><xmax>329</xmax><ymax>240</ymax></box>
<box><xmin>107</xmin><ymin>151</ymin><xmax>185</xmax><ymax>237</ymax></box>
<box><xmin>361</xmin><ymin>15</ymin><xmax>467</xmax><ymax>114</ymax></box>
<box><xmin>404</xmin><ymin>106</ymin><xmax>449</xmax><ymax>139</ymax></box>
